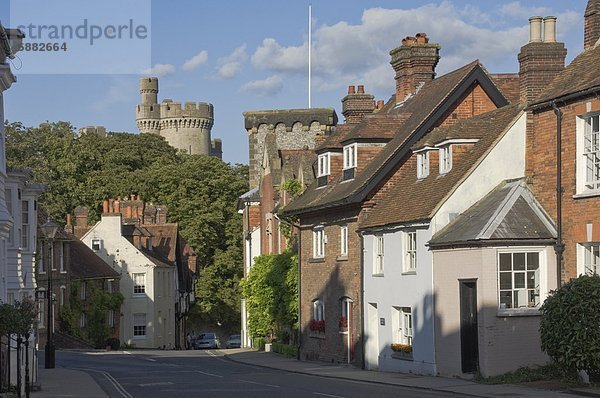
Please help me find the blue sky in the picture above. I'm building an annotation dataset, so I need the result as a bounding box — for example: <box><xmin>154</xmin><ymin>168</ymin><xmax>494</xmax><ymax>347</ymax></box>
<box><xmin>0</xmin><ymin>0</ymin><xmax>589</xmax><ymax>164</ymax></box>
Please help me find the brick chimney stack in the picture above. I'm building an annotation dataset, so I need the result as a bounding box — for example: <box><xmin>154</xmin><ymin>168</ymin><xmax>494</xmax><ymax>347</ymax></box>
<box><xmin>518</xmin><ymin>16</ymin><xmax>567</xmax><ymax>105</ymax></box>
<box><xmin>341</xmin><ymin>84</ymin><xmax>375</xmax><ymax>124</ymax></box>
<box><xmin>390</xmin><ymin>33</ymin><xmax>440</xmax><ymax>104</ymax></box>
<box><xmin>585</xmin><ymin>0</ymin><xmax>600</xmax><ymax>50</ymax></box>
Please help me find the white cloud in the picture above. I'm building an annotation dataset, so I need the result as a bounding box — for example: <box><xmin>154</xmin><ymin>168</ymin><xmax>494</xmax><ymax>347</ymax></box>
<box><xmin>499</xmin><ymin>2</ymin><xmax>551</xmax><ymax>19</ymax></box>
<box><xmin>142</xmin><ymin>63</ymin><xmax>176</xmax><ymax>77</ymax></box>
<box><xmin>240</xmin><ymin>75</ymin><xmax>283</xmax><ymax>97</ymax></box>
<box><xmin>249</xmin><ymin>2</ymin><xmax>582</xmax><ymax>95</ymax></box>
<box><xmin>182</xmin><ymin>50</ymin><xmax>209</xmax><ymax>71</ymax></box>
<box><xmin>216</xmin><ymin>44</ymin><xmax>247</xmax><ymax>79</ymax></box>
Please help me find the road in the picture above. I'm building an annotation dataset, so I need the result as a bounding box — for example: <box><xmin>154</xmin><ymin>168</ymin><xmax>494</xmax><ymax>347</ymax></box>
<box><xmin>55</xmin><ymin>349</ymin><xmax>460</xmax><ymax>398</ymax></box>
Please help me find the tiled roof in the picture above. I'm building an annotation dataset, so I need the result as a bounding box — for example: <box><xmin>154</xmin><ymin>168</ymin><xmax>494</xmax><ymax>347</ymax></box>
<box><xmin>360</xmin><ymin>104</ymin><xmax>523</xmax><ymax>229</ymax></box>
<box><xmin>317</xmin><ymin>124</ymin><xmax>353</xmax><ymax>151</ymax></box>
<box><xmin>530</xmin><ymin>45</ymin><xmax>600</xmax><ymax>106</ymax></box>
<box><xmin>341</xmin><ymin>113</ymin><xmax>412</xmax><ymax>143</ymax></box>
<box><xmin>429</xmin><ymin>179</ymin><xmax>556</xmax><ymax>247</ymax></box>
<box><xmin>284</xmin><ymin>60</ymin><xmax>508</xmax><ymax>215</ymax></box>
<box><xmin>143</xmin><ymin>224</ymin><xmax>179</xmax><ymax>262</ymax></box>
<box><xmin>69</xmin><ymin>238</ymin><xmax>120</xmax><ymax>280</ymax></box>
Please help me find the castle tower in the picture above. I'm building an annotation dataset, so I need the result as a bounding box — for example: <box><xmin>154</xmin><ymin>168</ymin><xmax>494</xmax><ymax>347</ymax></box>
<box><xmin>136</xmin><ymin>77</ymin><xmax>217</xmax><ymax>157</ymax></box>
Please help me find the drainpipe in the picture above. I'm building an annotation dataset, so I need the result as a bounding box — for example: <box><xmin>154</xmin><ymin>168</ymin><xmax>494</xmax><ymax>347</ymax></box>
<box><xmin>552</xmin><ymin>101</ymin><xmax>564</xmax><ymax>288</ymax></box>
<box><xmin>360</xmin><ymin>230</ymin><xmax>366</xmax><ymax>370</ymax></box>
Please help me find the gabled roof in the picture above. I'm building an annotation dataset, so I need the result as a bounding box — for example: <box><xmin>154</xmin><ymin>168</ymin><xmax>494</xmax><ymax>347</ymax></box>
<box><xmin>360</xmin><ymin>104</ymin><xmax>522</xmax><ymax>229</ymax></box>
<box><xmin>530</xmin><ymin>45</ymin><xmax>600</xmax><ymax>108</ymax></box>
<box><xmin>70</xmin><ymin>238</ymin><xmax>120</xmax><ymax>280</ymax></box>
<box><xmin>283</xmin><ymin>61</ymin><xmax>508</xmax><ymax>215</ymax></box>
<box><xmin>341</xmin><ymin>113</ymin><xmax>412</xmax><ymax>144</ymax></box>
<box><xmin>429</xmin><ymin>179</ymin><xmax>556</xmax><ymax>247</ymax></box>
<box><xmin>318</xmin><ymin>124</ymin><xmax>354</xmax><ymax>151</ymax></box>
<box><xmin>143</xmin><ymin>224</ymin><xmax>179</xmax><ymax>262</ymax></box>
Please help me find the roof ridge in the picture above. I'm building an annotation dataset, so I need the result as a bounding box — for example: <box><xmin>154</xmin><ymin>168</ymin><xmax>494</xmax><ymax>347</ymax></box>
<box><xmin>478</xmin><ymin>180</ymin><xmax>523</xmax><ymax>239</ymax></box>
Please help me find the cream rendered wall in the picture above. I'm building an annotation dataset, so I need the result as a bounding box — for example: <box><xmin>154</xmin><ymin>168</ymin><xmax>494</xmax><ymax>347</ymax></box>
<box><xmin>432</xmin><ymin>112</ymin><xmax>526</xmax><ymax>234</ymax></box>
<box><xmin>433</xmin><ymin>246</ymin><xmax>555</xmax><ymax>377</ymax></box>
<box><xmin>81</xmin><ymin>214</ymin><xmax>175</xmax><ymax>348</ymax></box>
<box><xmin>362</xmin><ymin>228</ymin><xmax>436</xmax><ymax>375</ymax></box>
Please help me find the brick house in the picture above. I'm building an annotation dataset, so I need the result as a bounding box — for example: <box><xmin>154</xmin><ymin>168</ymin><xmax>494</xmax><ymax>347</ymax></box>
<box><xmin>525</xmin><ymin>0</ymin><xmax>600</xmax><ymax>283</ymax></box>
<box><xmin>283</xmin><ymin>33</ymin><xmax>512</xmax><ymax>366</ymax></box>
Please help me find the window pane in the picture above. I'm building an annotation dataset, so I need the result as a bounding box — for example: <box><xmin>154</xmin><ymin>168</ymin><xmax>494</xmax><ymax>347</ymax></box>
<box><xmin>499</xmin><ymin>253</ymin><xmax>512</xmax><ymax>271</ymax></box>
<box><xmin>527</xmin><ymin>271</ymin><xmax>539</xmax><ymax>289</ymax></box>
<box><xmin>499</xmin><ymin>272</ymin><xmax>512</xmax><ymax>290</ymax></box>
<box><xmin>527</xmin><ymin>252</ymin><xmax>539</xmax><ymax>270</ymax></box>
<box><xmin>514</xmin><ymin>272</ymin><xmax>525</xmax><ymax>288</ymax></box>
<box><xmin>500</xmin><ymin>291</ymin><xmax>512</xmax><ymax>309</ymax></box>
<box><xmin>513</xmin><ymin>253</ymin><xmax>526</xmax><ymax>270</ymax></box>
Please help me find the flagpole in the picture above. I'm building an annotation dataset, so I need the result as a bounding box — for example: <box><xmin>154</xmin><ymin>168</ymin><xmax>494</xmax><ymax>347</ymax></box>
<box><xmin>308</xmin><ymin>3</ymin><xmax>312</xmax><ymax>109</ymax></box>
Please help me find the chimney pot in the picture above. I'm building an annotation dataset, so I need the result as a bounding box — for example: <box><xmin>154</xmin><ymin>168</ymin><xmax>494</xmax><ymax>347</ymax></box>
<box><xmin>543</xmin><ymin>16</ymin><xmax>557</xmax><ymax>43</ymax></box>
<box><xmin>529</xmin><ymin>16</ymin><xmax>543</xmax><ymax>43</ymax></box>
<box><xmin>130</xmin><ymin>193</ymin><xmax>135</xmax><ymax>200</ymax></box>
<box><xmin>102</xmin><ymin>200</ymin><xmax>109</xmax><ymax>213</ymax></box>
<box><xmin>114</xmin><ymin>199</ymin><xmax>121</xmax><ymax>213</ymax></box>
<box><xmin>377</xmin><ymin>100</ymin><xmax>385</xmax><ymax>109</ymax></box>
<box><xmin>348</xmin><ymin>85</ymin><xmax>355</xmax><ymax>94</ymax></box>
<box><xmin>357</xmin><ymin>85</ymin><xmax>364</xmax><ymax>94</ymax></box>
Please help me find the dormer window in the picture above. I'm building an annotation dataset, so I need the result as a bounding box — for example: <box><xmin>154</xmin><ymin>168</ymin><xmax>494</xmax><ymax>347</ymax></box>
<box><xmin>417</xmin><ymin>151</ymin><xmax>430</xmax><ymax>179</ymax></box>
<box><xmin>439</xmin><ymin>145</ymin><xmax>452</xmax><ymax>174</ymax></box>
<box><xmin>317</xmin><ymin>153</ymin><xmax>330</xmax><ymax>187</ymax></box>
<box><xmin>343</xmin><ymin>143</ymin><xmax>357</xmax><ymax>180</ymax></box>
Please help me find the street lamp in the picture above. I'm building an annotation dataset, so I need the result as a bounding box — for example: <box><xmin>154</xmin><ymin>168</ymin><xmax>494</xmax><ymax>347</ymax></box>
<box><xmin>40</xmin><ymin>218</ymin><xmax>59</xmax><ymax>369</ymax></box>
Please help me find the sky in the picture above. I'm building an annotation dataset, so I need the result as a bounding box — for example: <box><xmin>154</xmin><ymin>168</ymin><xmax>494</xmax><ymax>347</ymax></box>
<box><xmin>0</xmin><ymin>0</ymin><xmax>590</xmax><ymax>165</ymax></box>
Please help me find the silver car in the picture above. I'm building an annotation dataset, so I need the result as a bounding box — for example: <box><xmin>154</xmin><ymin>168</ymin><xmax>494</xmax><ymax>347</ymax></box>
<box><xmin>194</xmin><ymin>333</ymin><xmax>220</xmax><ymax>349</ymax></box>
<box><xmin>226</xmin><ymin>334</ymin><xmax>241</xmax><ymax>349</ymax></box>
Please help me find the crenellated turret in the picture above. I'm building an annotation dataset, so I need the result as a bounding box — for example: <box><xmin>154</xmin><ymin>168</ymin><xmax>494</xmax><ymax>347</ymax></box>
<box><xmin>135</xmin><ymin>77</ymin><xmax>218</xmax><ymax>156</ymax></box>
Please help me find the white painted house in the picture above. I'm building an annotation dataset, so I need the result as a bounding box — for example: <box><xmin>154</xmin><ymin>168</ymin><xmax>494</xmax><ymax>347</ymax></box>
<box><xmin>360</xmin><ymin>105</ymin><xmax>525</xmax><ymax>374</ymax></box>
<box><xmin>81</xmin><ymin>211</ymin><xmax>176</xmax><ymax>348</ymax></box>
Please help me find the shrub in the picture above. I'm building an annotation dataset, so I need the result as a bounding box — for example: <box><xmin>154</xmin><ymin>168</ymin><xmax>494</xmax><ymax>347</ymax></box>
<box><xmin>272</xmin><ymin>342</ymin><xmax>298</xmax><ymax>358</ymax></box>
<box><xmin>106</xmin><ymin>337</ymin><xmax>120</xmax><ymax>350</ymax></box>
<box><xmin>540</xmin><ymin>274</ymin><xmax>600</xmax><ymax>377</ymax></box>
<box><xmin>252</xmin><ymin>337</ymin><xmax>266</xmax><ymax>350</ymax></box>
<box><xmin>390</xmin><ymin>343</ymin><xmax>412</xmax><ymax>353</ymax></box>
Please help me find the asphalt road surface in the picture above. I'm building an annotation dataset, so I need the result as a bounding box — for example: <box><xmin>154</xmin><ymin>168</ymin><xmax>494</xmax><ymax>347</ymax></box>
<box><xmin>55</xmin><ymin>349</ymin><xmax>461</xmax><ymax>398</ymax></box>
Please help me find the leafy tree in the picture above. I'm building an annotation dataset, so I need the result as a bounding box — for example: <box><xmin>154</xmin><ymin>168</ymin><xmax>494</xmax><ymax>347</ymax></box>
<box><xmin>241</xmin><ymin>251</ymin><xmax>298</xmax><ymax>342</ymax></box>
<box><xmin>540</xmin><ymin>275</ymin><xmax>600</xmax><ymax>377</ymax></box>
<box><xmin>5</xmin><ymin>121</ymin><xmax>248</xmax><ymax>332</ymax></box>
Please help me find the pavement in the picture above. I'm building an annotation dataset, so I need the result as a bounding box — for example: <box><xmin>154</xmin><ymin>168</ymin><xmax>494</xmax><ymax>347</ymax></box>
<box><xmin>27</xmin><ymin>348</ymin><xmax>600</xmax><ymax>398</ymax></box>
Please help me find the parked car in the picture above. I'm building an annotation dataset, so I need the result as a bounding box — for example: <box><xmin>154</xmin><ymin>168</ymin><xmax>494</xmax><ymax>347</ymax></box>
<box><xmin>225</xmin><ymin>334</ymin><xmax>241</xmax><ymax>349</ymax></box>
<box><xmin>193</xmin><ymin>333</ymin><xmax>220</xmax><ymax>349</ymax></box>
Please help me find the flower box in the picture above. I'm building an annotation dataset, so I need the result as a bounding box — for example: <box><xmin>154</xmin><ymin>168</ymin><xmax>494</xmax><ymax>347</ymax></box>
<box><xmin>309</xmin><ymin>319</ymin><xmax>325</xmax><ymax>332</ymax></box>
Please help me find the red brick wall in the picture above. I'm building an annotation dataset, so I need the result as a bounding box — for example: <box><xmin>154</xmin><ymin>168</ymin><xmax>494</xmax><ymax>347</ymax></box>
<box><xmin>527</xmin><ymin>97</ymin><xmax>600</xmax><ymax>280</ymax></box>
<box><xmin>299</xmin><ymin>207</ymin><xmax>363</xmax><ymax>365</ymax></box>
<box><xmin>437</xmin><ymin>83</ymin><xmax>498</xmax><ymax>129</ymax></box>
<box><xmin>357</xmin><ymin>146</ymin><xmax>385</xmax><ymax>174</ymax></box>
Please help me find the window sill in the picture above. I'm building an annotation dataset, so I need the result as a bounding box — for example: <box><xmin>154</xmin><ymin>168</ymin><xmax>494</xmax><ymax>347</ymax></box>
<box><xmin>497</xmin><ymin>308</ymin><xmax>541</xmax><ymax>317</ymax></box>
<box><xmin>336</xmin><ymin>256</ymin><xmax>348</xmax><ymax>262</ymax></box>
<box><xmin>133</xmin><ymin>335</ymin><xmax>146</xmax><ymax>339</ymax></box>
<box><xmin>309</xmin><ymin>331</ymin><xmax>326</xmax><ymax>339</ymax></box>
<box><xmin>402</xmin><ymin>271</ymin><xmax>416</xmax><ymax>276</ymax></box>
<box><xmin>391</xmin><ymin>352</ymin><xmax>413</xmax><ymax>361</ymax></box>
<box><xmin>372</xmin><ymin>273</ymin><xmax>384</xmax><ymax>277</ymax></box>
<box><xmin>60</xmin><ymin>271</ymin><xmax>67</xmax><ymax>274</ymax></box>
<box><xmin>573</xmin><ymin>191</ymin><xmax>600</xmax><ymax>199</ymax></box>
<box><xmin>308</xmin><ymin>257</ymin><xmax>325</xmax><ymax>263</ymax></box>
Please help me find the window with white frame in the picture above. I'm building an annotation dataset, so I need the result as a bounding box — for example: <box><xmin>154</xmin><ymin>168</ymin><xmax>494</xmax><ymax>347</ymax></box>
<box><xmin>38</xmin><ymin>297</ymin><xmax>45</xmax><ymax>328</ymax></box>
<box><xmin>498</xmin><ymin>251</ymin><xmax>540</xmax><ymax>310</ymax></box>
<box><xmin>91</xmin><ymin>239</ymin><xmax>102</xmax><ymax>251</ymax></box>
<box><xmin>21</xmin><ymin>200</ymin><xmax>29</xmax><ymax>249</ymax></box>
<box><xmin>317</xmin><ymin>153</ymin><xmax>330</xmax><ymax>177</ymax></box>
<box><xmin>439</xmin><ymin>145</ymin><xmax>452</xmax><ymax>174</ymax></box>
<box><xmin>340</xmin><ymin>225</ymin><xmax>348</xmax><ymax>257</ymax></box>
<box><xmin>108</xmin><ymin>309</ymin><xmax>115</xmax><ymax>327</ymax></box>
<box><xmin>38</xmin><ymin>245</ymin><xmax>45</xmax><ymax>273</ymax></box>
<box><xmin>401</xmin><ymin>307</ymin><xmax>413</xmax><ymax>346</ymax></box>
<box><xmin>313</xmin><ymin>227</ymin><xmax>325</xmax><ymax>258</ymax></box>
<box><xmin>133</xmin><ymin>273</ymin><xmax>146</xmax><ymax>294</ymax></box>
<box><xmin>403</xmin><ymin>231</ymin><xmax>417</xmax><ymax>272</ymax></box>
<box><xmin>417</xmin><ymin>151</ymin><xmax>430</xmax><ymax>179</ymax></box>
<box><xmin>80</xmin><ymin>281</ymin><xmax>86</xmax><ymax>300</ymax></box>
<box><xmin>578</xmin><ymin>114</ymin><xmax>600</xmax><ymax>193</ymax></box>
<box><xmin>79</xmin><ymin>313</ymin><xmax>86</xmax><ymax>328</ymax></box>
<box><xmin>343</xmin><ymin>143</ymin><xmax>357</xmax><ymax>170</ymax></box>
<box><xmin>5</xmin><ymin>188</ymin><xmax>12</xmax><ymax>244</ymax></box>
<box><xmin>107</xmin><ymin>279</ymin><xmax>114</xmax><ymax>293</ymax></box>
<box><xmin>59</xmin><ymin>286</ymin><xmax>66</xmax><ymax>306</ymax></box>
<box><xmin>133</xmin><ymin>313</ymin><xmax>147</xmax><ymax>337</ymax></box>
<box><xmin>59</xmin><ymin>243</ymin><xmax>65</xmax><ymax>273</ymax></box>
<box><xmin>582</xmin><ymin>243</ymin><xmax>600</xmax><ymax>275</ymax></box>
<box><xmin>374</xmin><ymin>235</ymin><xmax>384</xmax><ymax>275</ymax></box>
<box><xmin>392</xmin><ymin>307</ymin><xmax>402</xmax><ymax>344</ymax></box>
<box><xmin>313</xmin><ymin>299</ymin><xmax>324</xmax><ymax>321</ymax></box>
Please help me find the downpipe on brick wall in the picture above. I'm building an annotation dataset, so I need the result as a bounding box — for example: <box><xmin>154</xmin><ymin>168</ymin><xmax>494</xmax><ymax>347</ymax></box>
<box><xmin>552</xmin><ymin>101</ymin><xmax>564</xmax><ymax>288</ymax></box>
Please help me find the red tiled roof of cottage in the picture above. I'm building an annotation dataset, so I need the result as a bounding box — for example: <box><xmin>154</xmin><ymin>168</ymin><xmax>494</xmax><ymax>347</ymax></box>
<box><xmin>360</xmin><ymin>104</ymin><xmax>522</xmax><ymax>229</ymax></box>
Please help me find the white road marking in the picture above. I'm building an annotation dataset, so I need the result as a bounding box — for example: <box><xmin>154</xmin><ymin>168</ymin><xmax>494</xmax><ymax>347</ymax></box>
<box><xmin>313</xmin><ymin>393</ymin><xmax>346</xmax><ymax>398</ymax></box>
<box><xmin>238</xmin><ymin>379</ymin><xmax>280</xmax><ymax>388</ymax></box>
<box><xmin>195</xmin><ymin>370</ymin><xmax>223</xmax><ymax>378</ymax></box>
<box><xmin>144</xmin><ymin>357</ymin><xmax>157</xmax><ymax>362</ymax></box>
<box><xmin>74</xmin><ymin>368</ymin><xmax>133</xmax><ymax>398</ymax></box>
<box><xmin>139</xmin><ymin>381</ymin><xmax>173</xmax><ymax>387</ymax></box>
